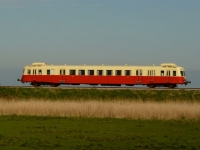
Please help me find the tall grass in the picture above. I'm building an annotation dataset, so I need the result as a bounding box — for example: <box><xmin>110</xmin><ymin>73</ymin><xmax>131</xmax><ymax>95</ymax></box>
<box><xmin>0</xmin><ymin>99</ymin><xmax>200</xmax><ymax>120</ymax></box>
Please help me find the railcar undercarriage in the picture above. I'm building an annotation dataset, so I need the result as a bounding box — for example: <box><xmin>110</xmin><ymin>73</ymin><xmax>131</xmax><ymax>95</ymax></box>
<box><xmin>31</xmin><ymin>82</ymin><xmax>60</xmax><ymax>87</ymax></box>
<box><xmin>30</xmin><ymin>82</ymin><xmax>178</xmax><ymax>89</ymax></box>
<box><xmin>147</xmin><ymin>84</ymin><xmax>177</xmax><ymax>88</ymax></box>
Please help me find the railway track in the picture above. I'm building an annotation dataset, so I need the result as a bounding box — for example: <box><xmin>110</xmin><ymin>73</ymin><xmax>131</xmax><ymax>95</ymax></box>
<box><xmin>0</xmin><ymin>85</ymin><xmax>199</xmax><ymax>90</ymax></box>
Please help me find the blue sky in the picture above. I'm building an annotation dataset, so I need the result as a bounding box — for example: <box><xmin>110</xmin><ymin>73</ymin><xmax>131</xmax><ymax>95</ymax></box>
<box><xmin>0</xmin><ymin>0</ymin><xmax>200</xmax><ymax>71</ymax></box>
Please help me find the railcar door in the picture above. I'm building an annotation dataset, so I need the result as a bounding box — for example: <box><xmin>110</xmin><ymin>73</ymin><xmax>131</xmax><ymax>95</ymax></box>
<box><xmin>148</xmin><ymin>70</ymin><xmax>156</xmax><ymax>84</ymax></box>
<box><xmin>136</xmin><ymin>70</ymin><xmax>143</xmax><ymax>85</ymax></box>
<box><xmin>32</xmin><ymin>69</ymin><xmax>37</xmax><ymax>81</ymax></box>
<box><xmin>59</xmin><ymin>69</ymin><xmax>66</xmax><ymax>83</ymax></box>
<box><xmin>166</xmin><ymin>70</ymin><xmax>171</xmax><ymax>83</ymax></box>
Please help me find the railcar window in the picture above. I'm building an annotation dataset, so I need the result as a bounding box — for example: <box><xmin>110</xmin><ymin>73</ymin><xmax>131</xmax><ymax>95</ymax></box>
<box><xmin>180</xmin><ymin>71</ymin><xmax>183</xmax><ymax>76</ymax></box>
<box><xmin>33</xmin><ymin>70</ymin><xmax>36</xmax><ymax>75</ymax></box>
<box><xmin>79</xmin><ymin>70</ymin><xmax>85</xmax><ymax>75</ymax></box>
<box><xmin>88</xmin><ymin>70</ymin><xmax>94</xmax><ymax>75</ymax></box>
<box><xmin>148</xmin><ymin>70</ymin><xmax>151</xmax><ymax>76</ymax></box>
<box><xmin>106</xmin><ymin>70</ymin><xmax>112</xmax><ymax>76</ymax></box>
<box><xmin>27</xmin><ymin>69</ymin><xmax>31</xmax><ymax>75</ymax></box>
<box><xmin>180</xmin><ymin>71</ymin><xmax>185</xmax><ymax>76</ymax></box>
<box><xmin>161</xmin><ymin>70</ymin><xmax>164</xmax><ymax>76</ymax></box>
<box><xmin>173</xmin><ymin>71</ymin><xmax>176</xmax><ymax>76</ymax></box>
<box><xmin>116</xmin><ymin>70</ymin><xmax>122</xmax><ymax>76</ymax></box>
<box><xmin>38</xmin><ymin>70</ymin><xmax>42</xmax><ymax>75</ymax></box>
<box><xmin>70</xmin><ymin>70</ymin><xmax>76</xmax><ymax>75</ymax></box>
<box><xmin>47</xmin><ymin>70</ymin><xmax>50</xmax><ymax>75</ymax></box>
<box><xmin>125</xmin><ymin>70</ymin><xmax>131</xmax><ymax>76</ymax></box>
<box><xmin>97</xmin><ymin>70</ymin><xmax>103</xmax><ymax>76</ymax></box>
<box><xmin>148</xmin><ymin>70</ymin><xmax>155</xmax><ymax>76</ymax></box>
<box><xmin>60</xmin><ymin>70</ymin><xmax>65</xmax><ymax>75</ymax></box>
<box><xmin>167</xmin><ymin>70</ymin><xmax>170</xmax><ymax>76</ymax></box>
<box><xmin>136</xmin><ymin>70</ymin><xmax>142</xmax><ymax>76</ymax></box>
<box><xmin>50</xmin><ymin>69</ymin><xmax>54</xmax><ymax>75</ymax></box>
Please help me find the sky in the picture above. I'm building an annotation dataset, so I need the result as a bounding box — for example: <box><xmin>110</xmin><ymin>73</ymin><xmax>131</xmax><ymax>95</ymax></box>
<box><xmin>0</xmin><ymin>0</ymin><xmax>199</xmax><ymax>70</ymax></box>
<box><xmin>0</xmin><ymin>0</ymin><xmax>200</xmax><ymax>87</ymax></box>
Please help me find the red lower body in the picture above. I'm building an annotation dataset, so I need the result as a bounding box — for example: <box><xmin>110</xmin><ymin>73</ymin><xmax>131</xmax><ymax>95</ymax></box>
<box><xmin>20</xmin><ymin>75</ymin><xmax>185</xmax><ymax>87</ymax></box>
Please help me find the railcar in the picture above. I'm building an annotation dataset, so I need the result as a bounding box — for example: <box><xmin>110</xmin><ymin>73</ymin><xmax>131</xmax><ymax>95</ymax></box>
<box><xmin>18</xmin><ymin>62</ymin><xmax>191</xmax><ymax>88</ymax></box>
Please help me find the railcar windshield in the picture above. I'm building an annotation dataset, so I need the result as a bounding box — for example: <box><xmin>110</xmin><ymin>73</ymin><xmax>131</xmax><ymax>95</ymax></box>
<box><xmin>180</xmin><ymin>71</ymin><xmax>185</xmax><ymax>76</ymax></box>
<box><xmin>27</xmin><ymin>69</ymin><xmax>31</xmax><ymax>75</ymax></box>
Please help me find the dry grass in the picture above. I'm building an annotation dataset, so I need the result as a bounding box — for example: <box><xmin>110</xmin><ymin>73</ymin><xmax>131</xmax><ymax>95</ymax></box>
<box><xmin>0</xmin><ymin>99</ymin><xmax>200</xmax><ymax>120</ymax></box>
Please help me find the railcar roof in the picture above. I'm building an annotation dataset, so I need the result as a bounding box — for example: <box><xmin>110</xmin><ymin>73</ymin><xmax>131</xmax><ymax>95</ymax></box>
<box><xmin>26</xmin><ymin>62</ymin><xmax>182</xmax><ymax>68</ymax></box>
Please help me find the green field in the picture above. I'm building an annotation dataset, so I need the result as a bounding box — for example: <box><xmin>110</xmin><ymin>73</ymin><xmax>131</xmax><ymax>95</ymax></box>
<box><xmin>0</xmin><ymin>116</ymin><xmax>200</xmax><ymax>150</ymax></box>
<box><xmin>1</xmin><ymin>87</ymin><xmax>200</xmax><ymax>149</ymax></box>
<box><xmin>0</xmin><ymin>87</ymin><xmax>200</xmax><ymax>101</ymax></box>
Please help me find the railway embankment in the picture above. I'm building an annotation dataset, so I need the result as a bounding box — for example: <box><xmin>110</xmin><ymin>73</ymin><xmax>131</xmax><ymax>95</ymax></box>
<box><xmin>0</xmin><ymin>87</ymin><xmax>200</xmax><ymax>101</ymax></box>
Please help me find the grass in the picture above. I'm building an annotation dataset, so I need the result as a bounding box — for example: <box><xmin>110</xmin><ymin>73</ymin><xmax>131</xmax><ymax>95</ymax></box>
<box><xmin>0</xmin><ymin>116</ymin><xmax>200</xmax><ymax>150</ymax></box>
<box><xmin>1</xmin><ymin>87</ymin><xmax>200</xmax><ymax>101</ymax></box>
<box><xmin>1</xmin><ymin>87</ymin><xmax>200</xmax><ymax>149</ymax></box>
<box><xmin>1</xmin><ymin>99</ymin><xmax>200</xmax><ymax>120</ymax></box>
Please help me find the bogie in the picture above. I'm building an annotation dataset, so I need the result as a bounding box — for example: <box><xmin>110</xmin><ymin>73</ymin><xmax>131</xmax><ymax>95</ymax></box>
<box><xmin>49</xmin><ymin>84</ymin><xmax>59</xmax><ymax>87</ymax></box>
<box><xmin>168</xmin><ymin>84</ymin><xmax>177</xmax><ymax>89</ymax></box>
<box><xmin>147</xmin><ymin>85</ymin><xmax>156</xmax><ymax>88</ymax></box>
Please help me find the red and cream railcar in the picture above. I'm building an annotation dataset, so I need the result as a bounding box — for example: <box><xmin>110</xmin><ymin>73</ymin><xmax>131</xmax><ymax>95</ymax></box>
<box><xmin>18</xmin><ymin>62</ymin><xmax>191</xmax><ymax>88</ymax></box>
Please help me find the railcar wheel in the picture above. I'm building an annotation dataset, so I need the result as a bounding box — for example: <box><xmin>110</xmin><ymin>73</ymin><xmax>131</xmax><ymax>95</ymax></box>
<box><xmin>50</xmin><ymin>84</ymin><xmax>59</xmax><ymax>87</ymax></box>
<box><xmin>31</xmin><ymin>82</ymin><xmax>40</xmax><ymax>87</ymax></box>
<box><xmin>168</xmin><ymin>84</ymin><xmax>176</xmax><ymax>89</ymax></box>
<box><xmin>147</xmin><ymin>85</ymin><xmax>155</xmax><ymax>88</ymax></box>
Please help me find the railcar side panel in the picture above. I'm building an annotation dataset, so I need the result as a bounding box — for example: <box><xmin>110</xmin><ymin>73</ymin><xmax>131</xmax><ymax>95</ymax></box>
<box><xmin>21</xmin><ymin>75</ymin><xmax>185</xmax><ymax>85</ymax></box>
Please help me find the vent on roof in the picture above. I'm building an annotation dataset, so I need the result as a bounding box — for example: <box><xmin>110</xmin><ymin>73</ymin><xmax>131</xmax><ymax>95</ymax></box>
<box><xmin>32</xmin><ymin>62</ymin><xmax>47</xmax><ymax>66</ymax></box>
<box><xmin>161</xmin><ymin>63</ymin><xmax>177</xmax><ymax>68</ymax></box>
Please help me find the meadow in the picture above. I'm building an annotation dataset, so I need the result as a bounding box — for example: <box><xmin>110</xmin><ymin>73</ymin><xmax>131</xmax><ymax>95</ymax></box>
<box><xmin>0</xmin><ymin>87</ymin><xmax>200</xmax><ymax>149</ymax></box>
<box><xmin>0</xmin><ymin>116</ymin><xmax>200</xmax><ymax>150</ymax></box>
